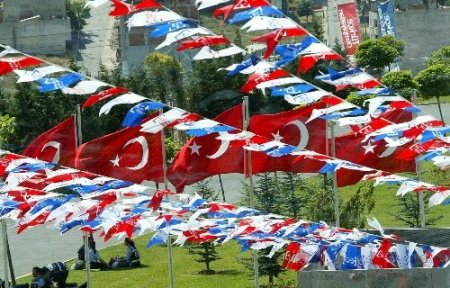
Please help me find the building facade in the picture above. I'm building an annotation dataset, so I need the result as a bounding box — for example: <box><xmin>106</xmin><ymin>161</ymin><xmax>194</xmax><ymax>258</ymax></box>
<box><xmin>320</xmin><ymin>0</ymin><xmax>450</xmax><ymax>72</ymax></box>
<box><xmin>0</xmin><ymin>0</ymin><xmax>71</xmax><ymax>55</ymax></box>
<box><xmin>120</xmin><ymin>0</ymin><xmax>199</xmax><ymax>74</ymax></box>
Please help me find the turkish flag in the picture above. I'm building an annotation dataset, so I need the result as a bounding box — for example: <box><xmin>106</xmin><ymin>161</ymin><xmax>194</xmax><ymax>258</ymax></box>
<box><xmin>249</xmin><ymin>101</ymin><xmax>327</xmax><ymax>154</ymax></box>
<box><xmin>241</xmin><ymin>69</ymin><xmax>290</xmax><ymax>94</ymax></box>
<box><xmin>177</xmin><ymin>36</ymin><xmax>230</xmax><ymax>51</ymax></box>
<box><xmin>252</xmin><ymin>27</ymin><xmax>309</xmax><ymax>59</ymax></box>
<box><xmin>372</xmin><ymin>239</ymin><xmax>396</xmax><ymax>268</ymax></box>
<box><xmin>82</xmin><ymin>87</ymin><xmax>128</xmax><ymax>109</ymax></box>
<box><xmin>22</xmin><ymin>116</ymin><xmax>77</xmax><ymax>167</ymax></box>
<box><xmin>0</xmin><ymin>153</ymin><xmax>26</xmax><ymax>178</ymax></box>
<box><xmin>214</xmin><ymin>0</ymin><xmax>269</xmax><ymax>20</ymax></box>
<box><xmin>282</xmin><ymin>242</ymin><xmax>316</xmax><ymax>271</ymax></box>
<box><xmin>109</xmin><ymin>0</ymin><xmax>161</xmax><ymax>16</ymax></box>
<box><xmin>247</xmin><ymin>101</ymin><xmax>328</xmax><ymax>174</ymax></box>
<box><xmin>167</xmin><ymin>104</ymin><xmax>249</xmax><ymax>192</ymax></box>
<box><xmin>0</xmin><ymin>56</ymin><xmax>43</xmax><ymax>76</ymax></box>
<box><xmin>298</xmin><ymin>52</ymin><xmax>344</xmax><ymax>74</ymax></box>
<box><xmin>75</xmin><ymin>123</ymin><xmax>163</xmax><ymax>183</ymax></box>
<box><xmin>335</xmin><ymin>130</ymin><xmax>415</xmax><ymax>187</ymax></box>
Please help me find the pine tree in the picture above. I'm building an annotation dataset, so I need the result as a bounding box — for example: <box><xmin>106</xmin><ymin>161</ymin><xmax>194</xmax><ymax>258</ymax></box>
<box><xmin>187</xmin><ymin>181</ymin><xmax>221</xmax><ymax>274</ymax></box>
<box><xmin>239</xmin><ymin>173</ymin><xmax>287</xmax><ymax>286</ymax></box>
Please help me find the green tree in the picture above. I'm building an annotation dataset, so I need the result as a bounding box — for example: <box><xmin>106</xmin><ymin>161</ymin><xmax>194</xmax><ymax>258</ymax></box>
<box><xmin>303</xmin><ymin>175</ymin><xmax>336</xmax><ymax>224</ymax></box>
<box><xmin>144</xmin><ymin>52</ymin><xmax>187</xmax><ymax>108</ymax></box>
<box><xmin>309</xmin><ymin>15</ymin><xmax>324</xmax><ymax>42</ymax></box>
<box><xmin>345</xmin><ymin>92</ymin><xmax>374</xmax><ymax>108</ymax></box>
<box><xmin>0</xmin><ymin>114</ymin><xmax>15</xmax><ymax>150</ymax></box>
<box><xmin>426</xmin><ymin>45</ymin><xmax>450</xmax><ymax>66</ymax></box>
<box><xmin>66</xmin><ymin>0</ymin><xmax>91</xmax><ymax>31</ymax></box>
<box><xmin>187</xmin><ymin>181</ymin><xmax>221</xmax><ymax>274</ymax></box>
<box><xmin>389</xmin><ymin>193</ymin><xmax>443</xmax><ymax>227</ymax></box>
<box><xmin>379</xmin><ymin>35</ymin><xmax>405</xmax><ymax>56</ymax></box>
<box><xmin>187</xmin><ymin>58</ymin><xmax>245</xmax><ymax>118</ymax></box>
<box><xmin>330</xmin><ymin>39</ymin><xmax>349</xmax><ymax>70</ymax></box>
<box><xmin>340</xmin><ymin>182</ymin><xmax>375</xmax><ymax>229</ymax></box>
<box><xmin>414</xmin><ymin>63</ymin><xmax>450</xmax><ymax>124</ymax></box>
<box><xmin>297</xmin><ymin>0</ymin><xmax>313</xmax><ymax>20</ymax></box>
<box><xmin>254</xmin><ymin>173</ymin><xmax>284</xmax><ymax>215</ymax></box>
<box><xmin>276</xmin><ymin>173</ymin><xmax>307</xmax><ymax>218</ymax></box>
<box><xmin>381</xmin><ymin>70</ymin><xmax>417</xmax><ymax>99</ymax></box>
<box><xmin>6</xmin><ymin>83</ymin><xmax>78</xmax><ymax>152</ymax></box>
<box><xmin>355</xmin><ymin>38</ymin><xmax>398</xmax><ymax>77</ymax></box>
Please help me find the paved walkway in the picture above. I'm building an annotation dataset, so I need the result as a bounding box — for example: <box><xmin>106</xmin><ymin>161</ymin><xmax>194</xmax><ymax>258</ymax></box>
<box><xmin>71</xmin><ymin>2</ymin><xmax>117</xmax><ymax>77</ymax></box>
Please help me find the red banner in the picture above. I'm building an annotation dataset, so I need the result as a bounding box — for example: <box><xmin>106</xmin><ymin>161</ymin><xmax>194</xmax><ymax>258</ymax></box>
<box><xmin>337</xmin><ymin>2</ymin><xmax>361</xmax><ymax>55</ymax></box>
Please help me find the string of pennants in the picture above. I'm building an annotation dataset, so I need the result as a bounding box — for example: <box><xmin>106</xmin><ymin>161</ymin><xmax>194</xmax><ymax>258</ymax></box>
<box><xmin>0</xmin><ymin>0</ymin><xmax>449</xmax><ymax>273</ymax></box>
<box><xmin>0</xmin><ymin>150</ymin><xmax>449</xmax><ymax>272</ymax></box>
<box><xmin>84</xmin><ymin>0</ymin><xmax>449</xmax><ymax>164</ymax></box>
<box><xmin>1</xmin><ymin>42</ymin><xmax>449</xmax><ymax>205</ymax></box>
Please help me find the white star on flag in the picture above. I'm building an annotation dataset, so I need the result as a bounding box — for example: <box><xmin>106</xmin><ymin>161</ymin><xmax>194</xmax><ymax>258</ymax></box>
<box><xmin>189</xmin><ymin>141</ymin><xmax>201</xmax><ymax>155</ymax></box>
<box><xmin>110</xmin><ymin>155</ymin><xmax>120</xmax><ymax>167</ymax></box>
<box><xmin>271</xmin><ymin>130</ymin><xmax>283</xmax><ymax>142</ymax></box>
<box><xmin>362</xmin><ymin>141</ymin><xmax>376</xmax><ymax>154</ymax></box>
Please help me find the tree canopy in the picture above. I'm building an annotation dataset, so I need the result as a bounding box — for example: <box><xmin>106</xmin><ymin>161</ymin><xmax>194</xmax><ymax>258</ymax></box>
<box><xmin>355</xmin><ymin>38</ymin><xmax>398</xmax><ymax>77</ymax></box>
<box><xmin>381</xmin><ymin>70</ymin><xmax>417</xmax><ymax>99</ymax></box>
<box><xmin>426</xmin><ymin>45</ymin><xmax>450</xmax><ymax>66</ymax></box>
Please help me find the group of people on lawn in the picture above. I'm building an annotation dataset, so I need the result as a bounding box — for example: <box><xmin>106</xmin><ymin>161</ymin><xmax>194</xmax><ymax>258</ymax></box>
<box><xmin>13</xmin><ymin>236</ymin><xmax>140</xmax><ymax>288</ymax></box>
<box><xmin>71</xmin><ymin>235</ymin><xmax>141</xmax><ymax>271</ymax></box>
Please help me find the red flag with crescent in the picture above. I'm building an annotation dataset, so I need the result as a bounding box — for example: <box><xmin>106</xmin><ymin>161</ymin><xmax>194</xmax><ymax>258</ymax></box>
<box><xmin>167</xmin><ymin>104</ymin><xmax>250</xmax><ymax>192</ymax></box>
<box><xmin>22</xmin><ymin>116</ymin><xmax>77</xmax><ymax>167</ymax></box>
<box><xmin>75</xmin><ymin>117</ymin><xmax>163</xmax><ymax>183</ymax></box>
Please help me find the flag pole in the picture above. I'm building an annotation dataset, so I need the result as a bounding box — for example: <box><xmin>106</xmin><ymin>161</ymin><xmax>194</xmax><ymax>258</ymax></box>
<box><xmin>329</xmin><ymin>120</ymin><xmax>340</xmax><ymax>227</ymax></box>
<box><xmin>159</xmin><ymin>108</ymin><xmax>175</xmax><ymax>288</ymax></box>
<box><xmin>2</xmin><ymin>220</ymin><xmax>9</xmax><ymax>288</ymax></box>
<box><xmin>243</xmin><ymin>96</ymin><xmax>259</xmax><ymax>288</ymax></box>
<box><xmin>411</xmin><ymin>89</ymin><xmax>425</xmax><ymax>228</ymax></box>
<box><xmin>75</xmin><ymin>104</ymin><xmax>92</xmax><ymax>288</ymax></box>
<box><xmin>5</xmin><ymin>234</ymin><xmax>15</xmax><ymax>287</ymax></box>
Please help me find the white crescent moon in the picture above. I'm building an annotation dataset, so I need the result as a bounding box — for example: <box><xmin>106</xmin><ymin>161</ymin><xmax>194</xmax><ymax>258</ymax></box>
<box><xmin>122</xmin><ymin>136</ymin><xmax>149</xmax><ymax>170</ymax></box>
<box><xmin>284</xmin><ymin>120</ymin><xmax>309</xmax><ymax>150</ymax></box>
<box><xmin>378</xmin><ymin>145</ymin><xmax>397</xmax><ymax>158</ymax></box>
<box><xmin>206</xmin><ymin>132</ymin><xmax>231</xmax><ymax>159</ymax></box>
<box><xmin>41</xmin><ymin>141</ymin><xmax>61</xmax><ymax>163</ymax></box>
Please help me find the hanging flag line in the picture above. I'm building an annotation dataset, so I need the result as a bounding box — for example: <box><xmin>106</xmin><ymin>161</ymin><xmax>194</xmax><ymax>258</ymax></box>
<box><xmin>40</xmin><ymin>2</ymin><xmax>450</xmax><ymax>175</ymax></box>
<box><xmin>0</xmin><ymin>149</ymin><xmax>449</xmax><ymax>271</ymax></box>
<box><xmin>0</xmin><ymin>42</ymin><xmax>449</xmax><ymax>205</ymax></box>
<box><xmin>94</xmin><ymin>0</ymin><xmax>449</xmax><ymax>164</ymax></box>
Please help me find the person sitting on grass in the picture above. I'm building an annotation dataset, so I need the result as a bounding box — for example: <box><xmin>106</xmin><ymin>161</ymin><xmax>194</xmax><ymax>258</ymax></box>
<box><xmin>88</xmin><ymin>240</ymin><xmax>109</xmax><ymax>270</ymax></box>
<box><xmin>29</xmin><ymin>266</ymin><xmax>52</xmax><ymax>288</ymax></box>
<box><xmin>109</xmin><ymin>238</ymin><xmax>141</xmax><ymax>269</ymax></box>
<box><xmin>71</xmin><ymin>234</ymin><xmax>95</xmax><ymax>270</ymax></box>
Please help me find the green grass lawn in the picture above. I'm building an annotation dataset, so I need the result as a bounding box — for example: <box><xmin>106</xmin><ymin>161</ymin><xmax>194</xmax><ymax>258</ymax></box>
<box><xmin>16</xmin><ymin>237</ymin><xmax>298</xmax><ymax>288</ymax></box>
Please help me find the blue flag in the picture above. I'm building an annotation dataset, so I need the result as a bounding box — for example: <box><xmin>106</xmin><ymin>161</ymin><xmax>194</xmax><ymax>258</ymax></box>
<box><xmin>270</xmin><ymin>83</ymin><xmax>315</xmax><ymax>96</ymax></box>
<box><xmin>341</xmin><ymin>245</ymin><xmax>363</xmax><ymax>270</ymax></box>
<box><xmin>37</xmin><ymin>73</ymin><xmax>83</xmax><ymax>93</ymax></box>
<box><xmin>320</xmin><ymin>108</ymin><xmax>366</xmax><ymax>120</ymax></box>
<box><xmin>148</xmin><ymin>19</ymin><xmax>198</xmax><ymax>38</ymax></box>
<box><xmin>9</xmin><ymin>162</ymin><xmax>57</xmax><ymax>173</ymax></box>
<box><xmin>122</xmin><ymin>100</ymin><xmax>166</xmax><ymax>127</ymax></box>
<box><xmin>377</xmin><ymin>0</ymin><xmax>398</xmax><ymax>37</ymax></box>
<box><xmin>185</xmin><ymin>124</ymin><xmax>235</xmax><ymax>137</ymax></box>
<box><xmin>227</xmin><ymin>6</ymin><xmax>283</xmax><ymax>24</ymax></box>
<box><xmin>227</xmin><ymin>55</ymin><xmax>261</xmax><ymax>76</ymax></box>
<box><xmin>420</xmin><ymin>127</ymin><xmax>450</xmax><ymax>143</ymax></box>
<box><xmin>274</xmin><ymin>36</ymin><xmax>320</xmax><ymax>59</ymax></box>
<box><xmin>356</xmin><ymin>87</ymin><xmax>395</xmax><ymax>96</ymax></box>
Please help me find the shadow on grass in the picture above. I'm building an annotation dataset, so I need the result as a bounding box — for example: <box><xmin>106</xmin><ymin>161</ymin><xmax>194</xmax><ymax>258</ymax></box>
<box><xmin>96</xmin><ymin>264</ymin><xmax>150</xmax><ymax>272</ymax></box>
<box><xmin>213</xmin><ymin>269</ymin><xmax>241</xmax><ymax>276</ymax></box>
